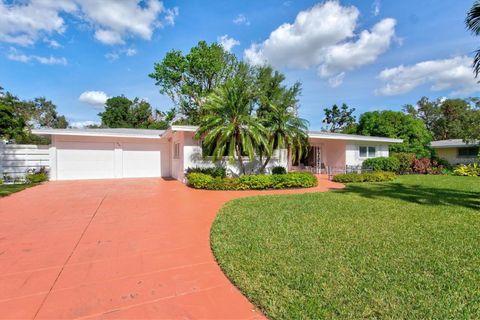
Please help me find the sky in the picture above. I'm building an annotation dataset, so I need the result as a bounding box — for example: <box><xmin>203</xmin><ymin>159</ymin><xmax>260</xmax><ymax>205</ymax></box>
<box><xmin>0</xmin><ymin>0</ymin><xmax>478</xmax><ymax>130</ymax></box>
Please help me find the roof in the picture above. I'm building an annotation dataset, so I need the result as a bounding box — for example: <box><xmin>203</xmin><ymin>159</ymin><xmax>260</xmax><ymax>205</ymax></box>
<box><xmin>430</xmin><ymin>139</ymin><xmax>479</xmax><ymax>148</ymax></box>
<box><xmin>308</xmin><ymin>131</ymin><xmax>403</xmax><ymax>143</ymax></box>
<box><xmin>32</xmin><ymin>128</ymin><xmax>165</xmax><ymax>139</ymax></box>
<box><xmin>32</xmin><ymin>127</ymin><xmax>403</xmax><ymax>143</ymax></box>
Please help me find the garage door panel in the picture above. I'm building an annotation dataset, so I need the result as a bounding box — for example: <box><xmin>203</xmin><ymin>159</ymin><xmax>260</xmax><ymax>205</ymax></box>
<box><xmin>122</xmin><ymin>143</ymin><xmax>161</xmax><ymax>178</ymax></box>
<box><xmin>57</xmin><ymin>142</ymin><xmax>115</xmax><ymax>180</ymax></box>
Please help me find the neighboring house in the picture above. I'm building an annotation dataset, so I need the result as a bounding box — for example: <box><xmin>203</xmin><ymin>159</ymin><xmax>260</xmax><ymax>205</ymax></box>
<box><xmin>30</xmin><ymin>126</ymin><xmax>402</xmax><ymax>181</ymax></box>
<box><xmin>430</xmin><ymin>139</ymin><xmax>479</xmax><ymax>165</ymax></box>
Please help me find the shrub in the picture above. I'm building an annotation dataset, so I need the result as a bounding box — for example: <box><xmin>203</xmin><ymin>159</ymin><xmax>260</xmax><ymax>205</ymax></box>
<box><xmin>186</xmin><ymin>172</ymin><xmax>317</xmax><ymax>190</ymax></box>
<box><xmin>362</xmin><ymin>157</ymin><xmax>400</xmax><ymax>172</ymax></box>
<box><xmin>185</xmin><ymin>166</ymin><xmax>226</xmax><ymax>178</ymax></box>
<box><xmin>392</xmin><ymin>152</ymin><xmax>416</xmax><ymax>174</ymax></box>
<box><xmin>25</xmin><ymin>172</ymin><xmax>48</xmax><ymax>184</ymax></box>
<box><xmin>333</xmin><ymin>171</ymin><xmax>396</xmax><ymax>183</ymax></box>
<box><xmin>271</xmin><ymin>166</ymin><xmax>287</xmax><ymax>175</ymax></box>
<box><xmin>453</xmin><ymin>163</ymin><xmax>480</xmax><ymax>176</ymax></box>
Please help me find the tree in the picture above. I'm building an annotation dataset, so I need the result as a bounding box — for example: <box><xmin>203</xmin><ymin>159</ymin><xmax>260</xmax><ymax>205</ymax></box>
<box><xmin>149</xmin><ymin>41</ymin><xmax>237</xmax><ymax>124</ymax></box>
<box><xmin>195</xmin><ymin>63</ymin><xmax>268</xmax><ymax>175</ymax></box>
<box><xmin>99</xmin><ymin>96</ymin><xmax>133</xmax><ymax>128</ymax></box>
<box><xmin>254</xmin><ymin>66</ymin><xmax>308</xmax><ymax>172</ymax></box>
<box><xmin>355</xmin><ymin>111</ymin><xmax>432</xmax><ymax>157</ymax></box>
<box><xmin>323</xmin><ymin>103</ymin><xmax>356</xmax><ymax>132</ymax></box>
<box><xmin>404</xmin><ymin>97</ymin><xmax>478</xmax><ymax>140</ymax></box>
<box><xmin>0</xmin><ymin>103</ymin><xmax>25</xmax><ymax>139</ymax></box>
<box><xmin>466</xmin><ymin>1</ymin><xmax>480</xmax><ymax>77</ymax></box>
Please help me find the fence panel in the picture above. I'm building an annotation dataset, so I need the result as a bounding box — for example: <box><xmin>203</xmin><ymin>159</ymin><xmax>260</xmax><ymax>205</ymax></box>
<box><xmin>0</xmin><ymin>143</ymin><xmax>50</xmax><ymax>180</ymax></box>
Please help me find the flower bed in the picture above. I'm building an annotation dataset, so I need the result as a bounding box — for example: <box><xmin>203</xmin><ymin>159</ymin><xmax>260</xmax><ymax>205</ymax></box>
<box><xmin>186</xmin><ymin>172</ymin><xmax>318</xmax><ymax>190</ymax></box>
<box><xmin>332</xmin><ymin>171</ymin><xmax>396</xmax><ymax>183</ymax></box>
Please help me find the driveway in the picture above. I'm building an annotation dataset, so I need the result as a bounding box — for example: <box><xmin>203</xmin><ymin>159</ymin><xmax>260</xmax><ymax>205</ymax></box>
<box><xmin>0</xmin><ymin>177</ymin><xmax>343</xmax><ymax>319</ymax></box>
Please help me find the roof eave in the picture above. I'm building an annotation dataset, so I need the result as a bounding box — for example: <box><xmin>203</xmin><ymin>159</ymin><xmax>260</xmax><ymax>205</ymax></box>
<box><xmin>31</xmin><ymin>129</ymin><xmax>163</xmax><ymax>139</ymax></box>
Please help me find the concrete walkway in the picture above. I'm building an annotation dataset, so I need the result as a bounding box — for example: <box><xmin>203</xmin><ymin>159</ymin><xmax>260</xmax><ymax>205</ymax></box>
<box><xmin>0</xmin><ymin>176</ymin><xmax>343</xmax><ymax>319</ymax></box>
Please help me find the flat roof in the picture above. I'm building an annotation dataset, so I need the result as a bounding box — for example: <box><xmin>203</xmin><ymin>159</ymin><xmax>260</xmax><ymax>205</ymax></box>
<box><xmin>32</xmin><ymin>127</ymin><xmax>403</xmax><ymax>143</ymax></box>
<box><xmin>308</xmin><ymin>131</ymin><xmax>403</xmax><ymax>143</ymax></box>
<box><xmin>430</xmin><ymin>139</ymin><xmax>478</xmax><ymax>148</ymax></box>
<box><xmin>32</xmin><ymin>128</ymin><xmax>165</xmax><ymax>139</ymax></box>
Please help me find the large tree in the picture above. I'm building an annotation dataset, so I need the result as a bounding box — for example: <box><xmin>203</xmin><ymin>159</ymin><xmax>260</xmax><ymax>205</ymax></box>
<box><xmin>195</xmin><ymin>63</ymin><xmax>268</xmax><ymax>175</ymax></box>
<box><xmin>323</xmin><ymin>103</ymin><xmax>356</xmax><ymax>132</ymax></box>
<box><xmin>99</xmin><ymin>96</ymin><xmax>174</xmax><ymax>129</ymax></box>
<box><xmin>355</xmin><ymin>110</ymin><xmax>432</xmax><ymax>157</ymax></box>
<box><xmin>149</xmin><ymin>41</ymin><xmax>237</xmax><ymax>124</ymax></box>
<box><xmin>404</xmin><ymin>97</ymin><xmax>479</xmax><ymax>140</ymax></box>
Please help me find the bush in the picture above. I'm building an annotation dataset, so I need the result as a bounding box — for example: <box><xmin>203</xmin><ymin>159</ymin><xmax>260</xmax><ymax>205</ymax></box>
<box><xmin>25</xmin><ymin>172</ymin><xmax>48</xmax><ymax>183</ymax></box>
<box><xmin>271</xmin><ymin>166</ymin><xmax>287</xmax><ymax>175</ymax></box>
<box><xmin>185</xmin><ymin>166</ymin><xmax>226</xmax><ymax>178</ymax></box>
<box><xmin>333</xmin><ymin>171</ymin><xmax>396</xmax><ymax>183</ymax></box>
<box><xmin>362</xmin><ymin>157</ymin><xmax>400</xmax><ymax>172</ymax></box>
<box><xmin>453</xmin><ymin>163</ymin><xmax>480</xmax><ymax>176</ymax></box>
<box><xmin>186</xmin><ymin>172</ymin><xmax>317</xmax><ymax>190</ymax></box>
<box><xmin>392</xmin><ymin>152</ymin><xmax>416</xmax><ymax>174</ymax></box>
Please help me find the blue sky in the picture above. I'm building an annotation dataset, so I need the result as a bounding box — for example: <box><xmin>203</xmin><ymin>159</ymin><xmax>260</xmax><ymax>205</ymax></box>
<box><xmin>0</xmin><ymin>0</ymin><xmax>478</xmax><ymax>129</ymax></box>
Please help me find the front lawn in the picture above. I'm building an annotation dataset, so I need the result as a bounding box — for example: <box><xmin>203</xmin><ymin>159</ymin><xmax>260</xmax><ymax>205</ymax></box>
<box><xmin>0</xmin><ymin>183</ymin><xmax>35</xmax><ymax>197</ymax></box>
<box><xmin>211</xmin><ymin>175</ymin><xmax>480</xmax><ymax>319</ymax></box>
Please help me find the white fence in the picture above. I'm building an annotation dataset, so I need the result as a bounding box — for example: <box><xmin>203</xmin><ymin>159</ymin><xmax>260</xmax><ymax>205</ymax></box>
<box><xmin>0</xmin><ymin>143</ymin><xmax>50</xmax><ymax>180</ymax></box>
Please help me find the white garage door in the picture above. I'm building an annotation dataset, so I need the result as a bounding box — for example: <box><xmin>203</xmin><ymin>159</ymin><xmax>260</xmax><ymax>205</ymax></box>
<box><xmin>57</xmin><ymin>142</ymin><xmax>115</xmax><ymax>180</ymax></box>
<box><xmin>122</xmin><ymin>142</ymin><xmax>161</xmax><ymax>178</ymax></box>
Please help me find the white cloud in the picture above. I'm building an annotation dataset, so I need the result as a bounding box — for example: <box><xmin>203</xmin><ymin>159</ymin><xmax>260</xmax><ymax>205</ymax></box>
<box><xmin>0</xmin><ymin>0</ymin><xmax>177</xmax><ymax>47</ymax></box>
<box><xmin>79</xmin><ymin>91</ymin><xmax>109</xmax><ymax>107</ymax></box>
<box><xmin>105</xmin><ymin>47</ymin><xmax>137</xmax><ymax>61</ymax></box>
<box><xmin>376</xmin><ymin>56</ymin><xmax>480</xmax><ymax>96</ymax></box>
<box><xmin>6</xmin><ymin>47</ymin><xmax>67</xmax><ymax>65</ymax></box>
<box><xmin>233</xmin><ymin>14</ymin><xmax>250</xmax><ymax>26</ymax></box>
<box><xmin>164</xmin><ymin>7</ymin><xmax>179</xmax><ymax>26</ymax></box>
<box><xmin>45</xmin><ymin>38</ymin><xmax>62</xmax><ymax>48</ymax></box>
<box><xmin>372</xmin><ymin>0</ymin><xmax>380</xmax><ymax>16</ymax></box>
<box><xmin>217</xmin><ymin>35</ymin><xmax>240</xmax><ymax>52</ymax></box>
<box><xmin>244</xmin><ymin>1</ymin><xmax>396</xmax><ymax>87</ymax></box>
<box><xmin>70</xmin><ymin>120</ymin><xmax>100</xmax><ymax>128</ymax></box>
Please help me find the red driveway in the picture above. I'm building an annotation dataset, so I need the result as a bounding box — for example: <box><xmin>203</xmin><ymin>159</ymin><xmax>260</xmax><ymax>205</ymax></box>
<box><xmin>0</xmin><ymin>177</ymin><xmax>343</xmax><ymax>319</ymax></box>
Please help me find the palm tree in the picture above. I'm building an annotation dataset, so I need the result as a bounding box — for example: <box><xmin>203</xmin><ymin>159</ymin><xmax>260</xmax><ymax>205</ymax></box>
<box><xmin>466</xmin><ymin>1</ymin><xmax>480</xmax><ymax>76</ymax></box>
<box><xmin>195</xmin><ymin>64</ymin><xmax>268</xmax><ymax>175</ymax></box>
<box><xmin>258</xmin><ymin>104</ymin><xmax>309</xmax><ymax>173</ymax></box>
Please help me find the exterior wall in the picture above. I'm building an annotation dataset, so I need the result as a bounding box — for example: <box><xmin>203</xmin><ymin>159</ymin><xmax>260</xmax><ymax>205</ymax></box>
<box><xmin>345</xmin><ymin>141</ymin><xmax>389</xmax><ymax>166</ymax></box>
<box><xmin>0</xmin><ymin>142</ymin><xmax>50</xmax><ymax>180</ymax></box>
<box><xmin>50</xmin><ymin>135</ymin><xmax>170</xmax><ymax>180</ymax></box>
<box><xmin>435</xmin><ymin>147</ymin><xmax>477</xmax><ymax>165</ymax></box>
<box><xmin>181</xmin><ymin>132</ymin><xmax>288</xmax><ymax>181</ymax></box>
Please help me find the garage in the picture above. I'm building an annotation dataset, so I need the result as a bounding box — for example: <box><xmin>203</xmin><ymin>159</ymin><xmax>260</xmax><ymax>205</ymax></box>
<box><xmin>57</xmin><ymin>141</ymin><xmax>116</xmax><ymax>180</ymax></box>
<box><xmin>34</xmin><ymin>128</ymin><xmax>170</xmax><ymax>181</ymax></box>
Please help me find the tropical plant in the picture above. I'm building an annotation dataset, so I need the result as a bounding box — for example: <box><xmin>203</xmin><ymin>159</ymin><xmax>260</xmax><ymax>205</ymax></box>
<box><xmin>453</xmin><ymin>163</ymin><xmax>480</xmax><ymax>176</ymax></box>
<box><xmin>195</xmin><ymin>63</ymin><xmax>268</xmax><ymax>175</ymax></box>
<box><xmin>466</xmin><ymin>1</ymin><xmax>480</xmax><ymax>77</ymax></box>
<box><xmin>258</xmin><ymin>104</ymin><xmax>309</xmax><ymax>173</ymax></box>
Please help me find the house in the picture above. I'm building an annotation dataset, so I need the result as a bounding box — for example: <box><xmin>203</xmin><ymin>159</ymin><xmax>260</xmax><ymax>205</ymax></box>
<box><xmin>430</xmin><ymin>139</ymin><xmax>479</xmax><ymax>165</ymax></box>
<box><xmin>30</xmin><ymin>126</ymin><xmax>402</xmax><ymax>181</ymax></box>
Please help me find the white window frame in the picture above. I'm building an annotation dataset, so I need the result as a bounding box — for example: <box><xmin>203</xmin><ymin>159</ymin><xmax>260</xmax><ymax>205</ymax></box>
<box><xmin>173</xmin><ymin>142</ymin><xmax>180</xmax><ymax>159</ymax></box>
<box><xmin>359</xmin><ymin>146</ymin><xmax>376</xmax><ymax>158</ymax></box>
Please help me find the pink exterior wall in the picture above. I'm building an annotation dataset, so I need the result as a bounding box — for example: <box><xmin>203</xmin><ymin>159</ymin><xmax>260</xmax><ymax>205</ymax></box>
<box><xmin>308</xmin><ymin>138</ymin><xmax>346</xmax><ymax>168</ymax></box>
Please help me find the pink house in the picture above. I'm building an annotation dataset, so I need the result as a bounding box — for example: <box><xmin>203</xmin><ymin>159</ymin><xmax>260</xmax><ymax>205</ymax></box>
<box><xmin>31</xmin><ymin>126</ymin><xmax>402</xmax><ymax>181</ymax></box>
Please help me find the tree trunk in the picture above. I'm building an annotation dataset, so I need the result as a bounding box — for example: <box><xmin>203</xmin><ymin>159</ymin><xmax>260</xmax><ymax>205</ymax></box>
<box><xmin>236</xmin><ymin>145</ymin><xmax>246</xmax><ymax>175</ymax></box>
<box><xmin>259</xmin><ymin>155</ymin><xmax>271</xmax><ymax>174</ymax></box>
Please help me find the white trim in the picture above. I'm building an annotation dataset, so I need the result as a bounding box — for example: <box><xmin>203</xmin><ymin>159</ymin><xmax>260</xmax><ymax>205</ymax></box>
<box><xmin>170</xmin><ymin>125</ymin><xmax>198</xmax><ymax>132</ymax></box>
<box><xmin>32</xmin><ymin>129</ymin><xmax>163</xmax><ymax>139</ymax></box>
<box><xmin>308</xmin><ymin>132</ymin><xmax>402</xmax><ymax>143</ymax></box>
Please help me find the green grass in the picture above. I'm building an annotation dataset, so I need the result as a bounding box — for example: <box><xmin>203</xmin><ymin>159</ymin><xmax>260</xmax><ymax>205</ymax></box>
<box><xmin>211</xmin><ymin>175</ymin><xmax>480</xmax><ymax>319</ymax></box>
<box><xmin>0</xmin><ymin>183</ymin><xmax>35</xmax><ymax>197</ymax></box>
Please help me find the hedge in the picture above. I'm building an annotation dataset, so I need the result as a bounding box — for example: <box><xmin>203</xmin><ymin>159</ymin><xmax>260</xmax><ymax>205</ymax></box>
<box><xmin>271</xmin><ymin>166</ymin><xmax>287</xmax><ymax>174</ymax></box>
<box><xmin>185</xmin><ymin>166</ymin><xmax>227</xmax><ymax>178</ymax></box>
<box><xmin>332</xmin><ymin>171</ymin><xmax>396</xmax><ymax>183</ymax></box>
<box><xmin>25</xmin><ymin>172</ymin><xmax>48</xmax><ymax>183</ymax></box>
<box><xmin>362</xmin><ymin>157</ymin><xmax>400</xmax><ymax>172</ymax></box>
<box><xmin>187</xmin><ymin>172</ymin><xmax>318</xmax><ymax>190</ymax></box>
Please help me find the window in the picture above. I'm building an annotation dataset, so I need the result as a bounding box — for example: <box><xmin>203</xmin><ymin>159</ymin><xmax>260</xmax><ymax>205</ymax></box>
<box><xmin>173</xmin><ymin>143</ymin><xmax>180</xmax><ymax>159</ymax></box>
<box><xmin>458</xmin><ymin>147</ymin><xmax>479</xmax><ymax>157</ymax></box>
<box><xmin>359</xmin><ymin>146</ymin><xmax>376</xmax><ymax>158</ymax></box>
